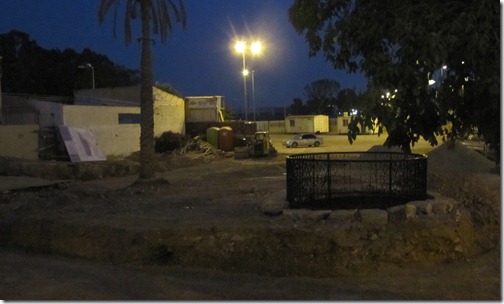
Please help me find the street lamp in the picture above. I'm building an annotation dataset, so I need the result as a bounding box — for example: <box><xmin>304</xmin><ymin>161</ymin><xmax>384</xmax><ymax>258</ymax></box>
<box><xmin>251</xmin><ymin>69</ymin><xmax>256</xmax><ymax>121</ymax></box>
<box><xmin>233</xmin><ymin>39</ymin><xmax>263</xmax><ymax>121</ymax></box>
<box><xmin>78</xmin><ymin>63</ymin><xmax>95</xmax><ymax>89</ymax></box>
<box><xmin>0</xmin><ymin>55</ymin><xmax>3</xmax><ymax>124</ymax></box>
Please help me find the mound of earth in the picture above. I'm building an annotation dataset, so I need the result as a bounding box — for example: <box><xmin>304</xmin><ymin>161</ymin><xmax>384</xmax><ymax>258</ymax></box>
<box><xmin>426</xmin><ymin>141</ymin><xmax>496</xmax><ymax>174</ymax></box>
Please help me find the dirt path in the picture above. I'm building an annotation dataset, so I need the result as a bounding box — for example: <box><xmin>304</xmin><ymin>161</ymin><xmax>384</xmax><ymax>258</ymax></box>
<box><xmin>0</xmin><ymin>246</ymin><xmax>499</xmax><ymax>300</ymax></box>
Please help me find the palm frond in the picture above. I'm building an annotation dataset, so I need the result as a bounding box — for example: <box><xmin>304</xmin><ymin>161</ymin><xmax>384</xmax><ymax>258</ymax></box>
<box><xmin>158</xmin><ymin>0</ymin><xmax>171</xmax><ymax>43</ymax></box>
<box><xmin>151</xmin><ymin>2</ymin><xmax>160</xmax><ymax>35</ymax></box>
<box><xmin>124</xmin><ymin>0</ymin><xmax>138</xmax><ymax>45</ymax></box>
<box><xmin>99</xmin><ymin>0</ymin><xmax>186</xmax><ymax>45</ymax></box>
<box><xmin>98</xmin><ymin>0</ymin><xmax>118</xmax><ymax>24</ymax></box>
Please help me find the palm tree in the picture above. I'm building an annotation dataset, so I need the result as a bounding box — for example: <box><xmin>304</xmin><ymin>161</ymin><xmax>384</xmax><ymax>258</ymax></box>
<box><xmin>98</xmin><ymin>0</ymin><xmax>186</xmax><ymax>180</ymax></box>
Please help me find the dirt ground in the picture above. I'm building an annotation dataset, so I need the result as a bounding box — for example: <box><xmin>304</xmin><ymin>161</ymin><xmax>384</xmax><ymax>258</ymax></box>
<box><xmin>0</xmin><ymin>138</ymin><xmax>501</xmax><ymax>300</ymax></box>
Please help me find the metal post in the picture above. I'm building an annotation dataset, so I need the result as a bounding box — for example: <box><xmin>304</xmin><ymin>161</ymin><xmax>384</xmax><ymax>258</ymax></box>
<box><xmin>242</xmin><ymin>52</ymin><xmax>248</xmax><ymax>121</ymax></box>
<box><xmin>251</xmin><ymin>69</ymin><xmax>256</xmax><ymax>122</ymax></box>
<box><xmin>0</xmin><ymin>55</ymin><xmax>3</xmax><ymax>124</ymax></box>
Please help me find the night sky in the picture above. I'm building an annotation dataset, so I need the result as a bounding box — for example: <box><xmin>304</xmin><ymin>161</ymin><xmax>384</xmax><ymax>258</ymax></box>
<box><xmin>0</xmin><ymin>1</ymin><xmax>367</xmax><ymax>111</ymax></box>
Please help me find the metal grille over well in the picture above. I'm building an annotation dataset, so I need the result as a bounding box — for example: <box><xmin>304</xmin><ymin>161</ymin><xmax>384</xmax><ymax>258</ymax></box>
<box><xmin>286</xmin><ymin>152</ymin><xmax>428</xmax><ymax>210</ymax></box>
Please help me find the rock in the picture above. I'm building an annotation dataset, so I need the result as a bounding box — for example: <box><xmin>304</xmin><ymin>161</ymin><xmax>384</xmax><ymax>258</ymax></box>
<box><xmin>432</xmin><ymin>198</ymin><xmax>456</xmax><ymax>214</ymax></box>
<box><xmin>454</xmin><ymin>244</ymin><xmax>464</xmax><ymax>253</ymax></box>
<box><xmin>409</xmin><ymin>199</ymin><xmax>433</xmax><ymax>215</ymax></box>
<box><xmin>282</xmin><ymin>209</ymin><xmax>331</xmax><ymax>222</ymax></box>
<box><xmin>261</xmin><ymin>200</ymin><xmax>283</xmax><ymax>216</ymax></box>
<box><xmin>357</xmin><ymin>209</ymin><xmax>388</xmax><ymax>226</ymax></box>
<box><xmin>388</xmin><ymin>204</ymin><xmax>417</xmax><ymax>221</ymax></box>
<box><xmin>327</xmin><ymin>209</ymin><xmax>357</xmax><ymax>223</ymax></box>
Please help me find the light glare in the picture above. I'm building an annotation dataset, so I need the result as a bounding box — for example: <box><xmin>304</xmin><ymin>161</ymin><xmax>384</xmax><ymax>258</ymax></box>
<box><xmin>251</xmin><ymin>41</ymin><xmax>262</xmax><ymax>54</ymax></box>
<box><xmin>235</xmin><ymin>40</ymin><xmax>246</xmax><ymax>53</ymax></box>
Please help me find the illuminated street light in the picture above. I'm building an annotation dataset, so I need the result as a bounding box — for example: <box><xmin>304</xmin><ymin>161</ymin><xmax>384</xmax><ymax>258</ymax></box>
<box><xmin>251</xmin><ymin>41</ymin><xmax>262</xmax><ymax>55</ymax></box>
<box><xmin>78</xmin><ymin>63</ymin><xmax>95</xmax><ymax>89</ymax></box>
<box><xmin>233</xmin><ymin>39</ymin><xmax>263</xmax><ymax>121</ymax></box>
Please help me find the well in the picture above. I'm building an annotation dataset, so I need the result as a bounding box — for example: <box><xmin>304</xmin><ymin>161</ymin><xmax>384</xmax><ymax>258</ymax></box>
<box><xmin>286</xmin><ymin>152</ymin><xmax>428</xmax><ymax>210</ymax></box>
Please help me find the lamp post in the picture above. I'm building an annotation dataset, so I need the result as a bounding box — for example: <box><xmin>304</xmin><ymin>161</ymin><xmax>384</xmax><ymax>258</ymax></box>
<box><xmin>234</xmin><ymin>40</ymin><xmax>262</xmax><ymax>121</ymax></box>
<box><xmin>0</xmin><ymin>55</ymin><xmax>3</xmax><ymax>124</ymax></box>
<box><xmin>251</xmin><ymin>69</ymin><xmax>256</xmax><ymax>122</ymax></box>
<box><xmin>78</xmin><ymin>63</ymin><xmax>95</xmax><ymax>89</ymax></box>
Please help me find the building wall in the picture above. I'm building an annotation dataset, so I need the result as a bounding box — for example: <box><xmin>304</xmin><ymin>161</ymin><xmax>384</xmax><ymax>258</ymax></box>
<box><xmin>69</xmin><ymin>86</ymin><xmax>185</xmax><ymax>158</ymax></box>
<box><xmin>331</xmin><ymin>113</ymin><xmax>381</xmax><ymax>134</ymax></box>
<box><xmin>256</xmin><ymin>120</ymin><xmax>285</xmax><ymax>133</ymax></box>
<box><xmin>27</xmin><ymin>99</ymin><xmax>64</xmax><ymax>128</ymax></box>
<box><xmin>62</xmin><ymin>105</ymin><xmax>140</xmax><ymax>157</ymax></box>
<box><xmin>61</xmin><ymin>88</ymin><xmax>185</xmax><ymax>158</ymax></box>
<box><xmin>153</xmin><ymin>87</ymin><xmax>185</xmax><ymax>136</ymax></box>
<box><xmin>185</xmin><ymin>96</ymin><xmax>223</xmax><ymax>122</ymax></box>
<box><xmin>0</xmin><ymin>124</ymin><xmax>39</xmax><ymax>160</ymax></box>
<box><xmin>285</xmin><ymin>115</ymin><xmax>329</xmax><ymax>133</ymax></box>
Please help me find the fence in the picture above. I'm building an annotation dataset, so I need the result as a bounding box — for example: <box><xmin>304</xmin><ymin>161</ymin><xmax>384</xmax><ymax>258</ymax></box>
<box><xmin>286</xmin><ymin>152</ymin><xmax>428</xmax><ymax>209</ymax></box>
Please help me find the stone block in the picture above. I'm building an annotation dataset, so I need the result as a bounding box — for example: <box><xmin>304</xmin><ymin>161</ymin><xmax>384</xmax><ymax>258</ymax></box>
<box><xmin>358</xmin><ymin>209</ymin><xmax>388</xmax><ymax>226</ymax></box>
<box><xmin>409</xmin><ymin>199</ymin><xmax>433</xmax><ymax>215</ymax></box>
<box><xmin>327</xmin><ymin>209</ymin><xmax>357</xmax><ymax>223</ymax></box>
<box><xmin>261</xmin><ymin>199</ymin><xmax>284</xmax><ymax>216</ymax></box>
<box><xmin>432</xmin><ymin>198</ymin><xmax>456</xmax><ymax>214</ymax></box>
<box><xmin>282</xmin><ymin>209</ymin><xmax>331</xmax><ymax>222</ymax></box>
<box><xmin>388</xmin><ymin>204</ymin><xmax>417</xmax><ymax>221</ymax></box>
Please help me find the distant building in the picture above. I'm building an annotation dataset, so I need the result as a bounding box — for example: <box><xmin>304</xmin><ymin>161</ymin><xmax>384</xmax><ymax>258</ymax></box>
<box><xmin>184</xmin><ymin>96</ymin><xmax>224</xmax><ymax>122</ymax></box>
<box><xmin>285</xmin><ymin>115</ymin><xmax>329</xmax><ymax>134</ymax></box>
<box><xmin>0</xmin><ymin>85</ymin><xmax>185</xmax><ymax>160</ymax></box>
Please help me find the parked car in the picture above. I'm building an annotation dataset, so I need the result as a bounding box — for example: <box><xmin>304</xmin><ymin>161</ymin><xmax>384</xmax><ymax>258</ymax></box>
<box><xmin>282</xmin><ymin>133</ymin><xmax>324</xmax><ymax>148</ymax></box>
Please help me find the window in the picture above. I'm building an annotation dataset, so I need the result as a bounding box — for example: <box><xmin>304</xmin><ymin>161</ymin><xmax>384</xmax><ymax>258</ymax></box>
<box><xmin>289</xmin><ymin>119</ymin><xmax>295</xmax><ymax>127</ymax></box>
<box><xmin>343</xmin><ymin>119</ymin><xmax>349</xmax><ymax>127</ymax></box>
<box><xmin>118</xmin><ymin>113</ymin><xmax>141</xmax><ymax>124</ymax></box>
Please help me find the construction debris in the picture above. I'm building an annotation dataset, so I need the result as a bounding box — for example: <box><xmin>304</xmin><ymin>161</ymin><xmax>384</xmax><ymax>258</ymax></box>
<box><xmin>174</xmin><ymin>137</ymin><xmax>224</xmax><ymax>160</ymax></box>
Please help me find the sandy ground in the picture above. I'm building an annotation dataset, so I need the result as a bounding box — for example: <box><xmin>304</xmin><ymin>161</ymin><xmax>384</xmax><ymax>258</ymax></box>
<box><xmin>0</xmin><ymin>135</ymin><xmax>500</xmax><ymax>300</ymax></box>
<box><xmin>0</xmin><ymin>246</ymin><xmax>499</xmax><ymax>300</ymax></box>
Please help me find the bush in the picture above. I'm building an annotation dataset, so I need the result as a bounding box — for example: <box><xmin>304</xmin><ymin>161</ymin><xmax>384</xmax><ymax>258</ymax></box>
<box><xmin>155</xmin><ymin>131</ymin><xmax>190</xmax><ymax>153</ymax></box>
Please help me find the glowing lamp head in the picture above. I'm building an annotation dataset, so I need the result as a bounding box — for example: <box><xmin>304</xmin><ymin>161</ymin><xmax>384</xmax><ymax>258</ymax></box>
<box><xmin>251</xmin><ymin>41</ymin><xmax>262</xmax><ymax>55</ymax></box>
<box><xmin>234</xmin><ymin>41</ymin><xmax>246</xmax><ymax>53</ymax></box>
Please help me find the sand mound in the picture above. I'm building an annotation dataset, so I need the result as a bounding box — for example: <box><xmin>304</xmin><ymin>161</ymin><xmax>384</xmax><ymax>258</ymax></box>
<box><xmin>427</xmin><ymin>141</ymin><xmax>496</xmax><ymax>174</ymax></box>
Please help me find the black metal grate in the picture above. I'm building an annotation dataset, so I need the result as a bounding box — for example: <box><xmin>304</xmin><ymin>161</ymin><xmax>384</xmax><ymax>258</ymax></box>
<box><xmin>286</xmin><ymin>152</ymin><xmax>428</xmax><ymax>210</ymax></box>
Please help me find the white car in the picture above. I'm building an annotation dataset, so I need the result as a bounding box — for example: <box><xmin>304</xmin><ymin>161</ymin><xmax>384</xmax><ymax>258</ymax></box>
<box><xmin>282</xmin><ymin>133</ymin><xmax>324</xmax><ymax>148</ymax></box>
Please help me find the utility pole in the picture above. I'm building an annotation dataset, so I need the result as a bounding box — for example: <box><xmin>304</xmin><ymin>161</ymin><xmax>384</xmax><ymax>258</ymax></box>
<box><xmin>0</xmin><ymin>56</ymin><xmax>3</xmax><ymax>124</ymax></box>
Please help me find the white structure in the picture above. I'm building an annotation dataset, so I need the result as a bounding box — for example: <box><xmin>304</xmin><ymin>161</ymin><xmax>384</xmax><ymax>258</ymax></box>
<box><xmin>0</xmin><ymin>86</ymin><xmax>186</xmax><ymax>160</ymax></box>
<box><xmin>285</xmin><ymin>115</ymin><xmax>329</xmax><ymax>133</ymax></box>
<box><xmin>185</xmin><ymin>96</ymin><xmax>224</xmax><ymax>122</ymax></box>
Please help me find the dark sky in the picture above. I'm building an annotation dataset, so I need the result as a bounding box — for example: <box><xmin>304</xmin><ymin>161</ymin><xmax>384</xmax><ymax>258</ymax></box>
<box><xmin>0</xmin><ymin>0</ymin><xmax>367</xmax><ymax>111</ymax></box>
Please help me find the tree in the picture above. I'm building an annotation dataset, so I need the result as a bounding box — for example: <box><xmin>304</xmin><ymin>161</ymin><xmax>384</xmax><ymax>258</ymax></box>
<box><xmin>289</xmin><ymin>0</ymin><xmax>499</xmax><ymax>160</ymax></box>
<box><xmin>288</xmin><ymin>98</ymin><xmax>308</xmax><ymax>115</ymax></box>
<box><xmin>98</xmin><ymin>0</ymin><xmax>187</xmax><ymax>179</ymax></box>
<box><xmin>335</xmin><ymin>88</ymin><xmax>360</xmax><ymax>114</ymax></box>
<box><xmin>0</xmin><ymin>30</ymin><xmax>139</xmax><ymax>97</ymax></box>
<box><xmin>304</xmin><ymin>79</ymin><xmax>340</xmax><ymax>115</ymax></box>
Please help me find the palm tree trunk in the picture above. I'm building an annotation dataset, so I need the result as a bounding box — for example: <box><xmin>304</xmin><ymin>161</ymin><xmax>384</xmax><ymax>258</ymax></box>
<box><xmin>139</xmin><ymin>0</ymin><xmax>156</xmax><ymax>179</ymax></box>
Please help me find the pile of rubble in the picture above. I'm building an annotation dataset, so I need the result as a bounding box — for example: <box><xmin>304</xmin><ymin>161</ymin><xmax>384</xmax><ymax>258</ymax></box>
<box><xmin>174</xmin><ymin>137</ymin><xmax>227</xmax><ymax>160</ymax></box>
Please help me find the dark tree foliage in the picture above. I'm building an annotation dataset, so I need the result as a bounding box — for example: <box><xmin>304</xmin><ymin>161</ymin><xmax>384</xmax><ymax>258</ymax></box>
<box><xmin>288</xmin><ymin>86</ymin><xmax>361</xmax><ymax>117</ymax></box>
<box><xmin>289</xmin><ymin>0</ymin><xmax>499</xmax><ymax>160</ymax></box>
<box><xmin>0</xmin><ymin>30</ymin><xmax>139</xmax><ymax>97</ymax></box>
<box><xmin>288</xmin><ymin>97</ymin><xmax>308</xmax><ymax>115</ymax></box>
<box><xmin>336</xmin><ymin>88</ymin><xmax>360</xmax><ymax>113</ymax></box>
<box><xmin>304</xmin><ymin>78</ymin><xmax>340</xmax><ymax>115</ymax></box>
